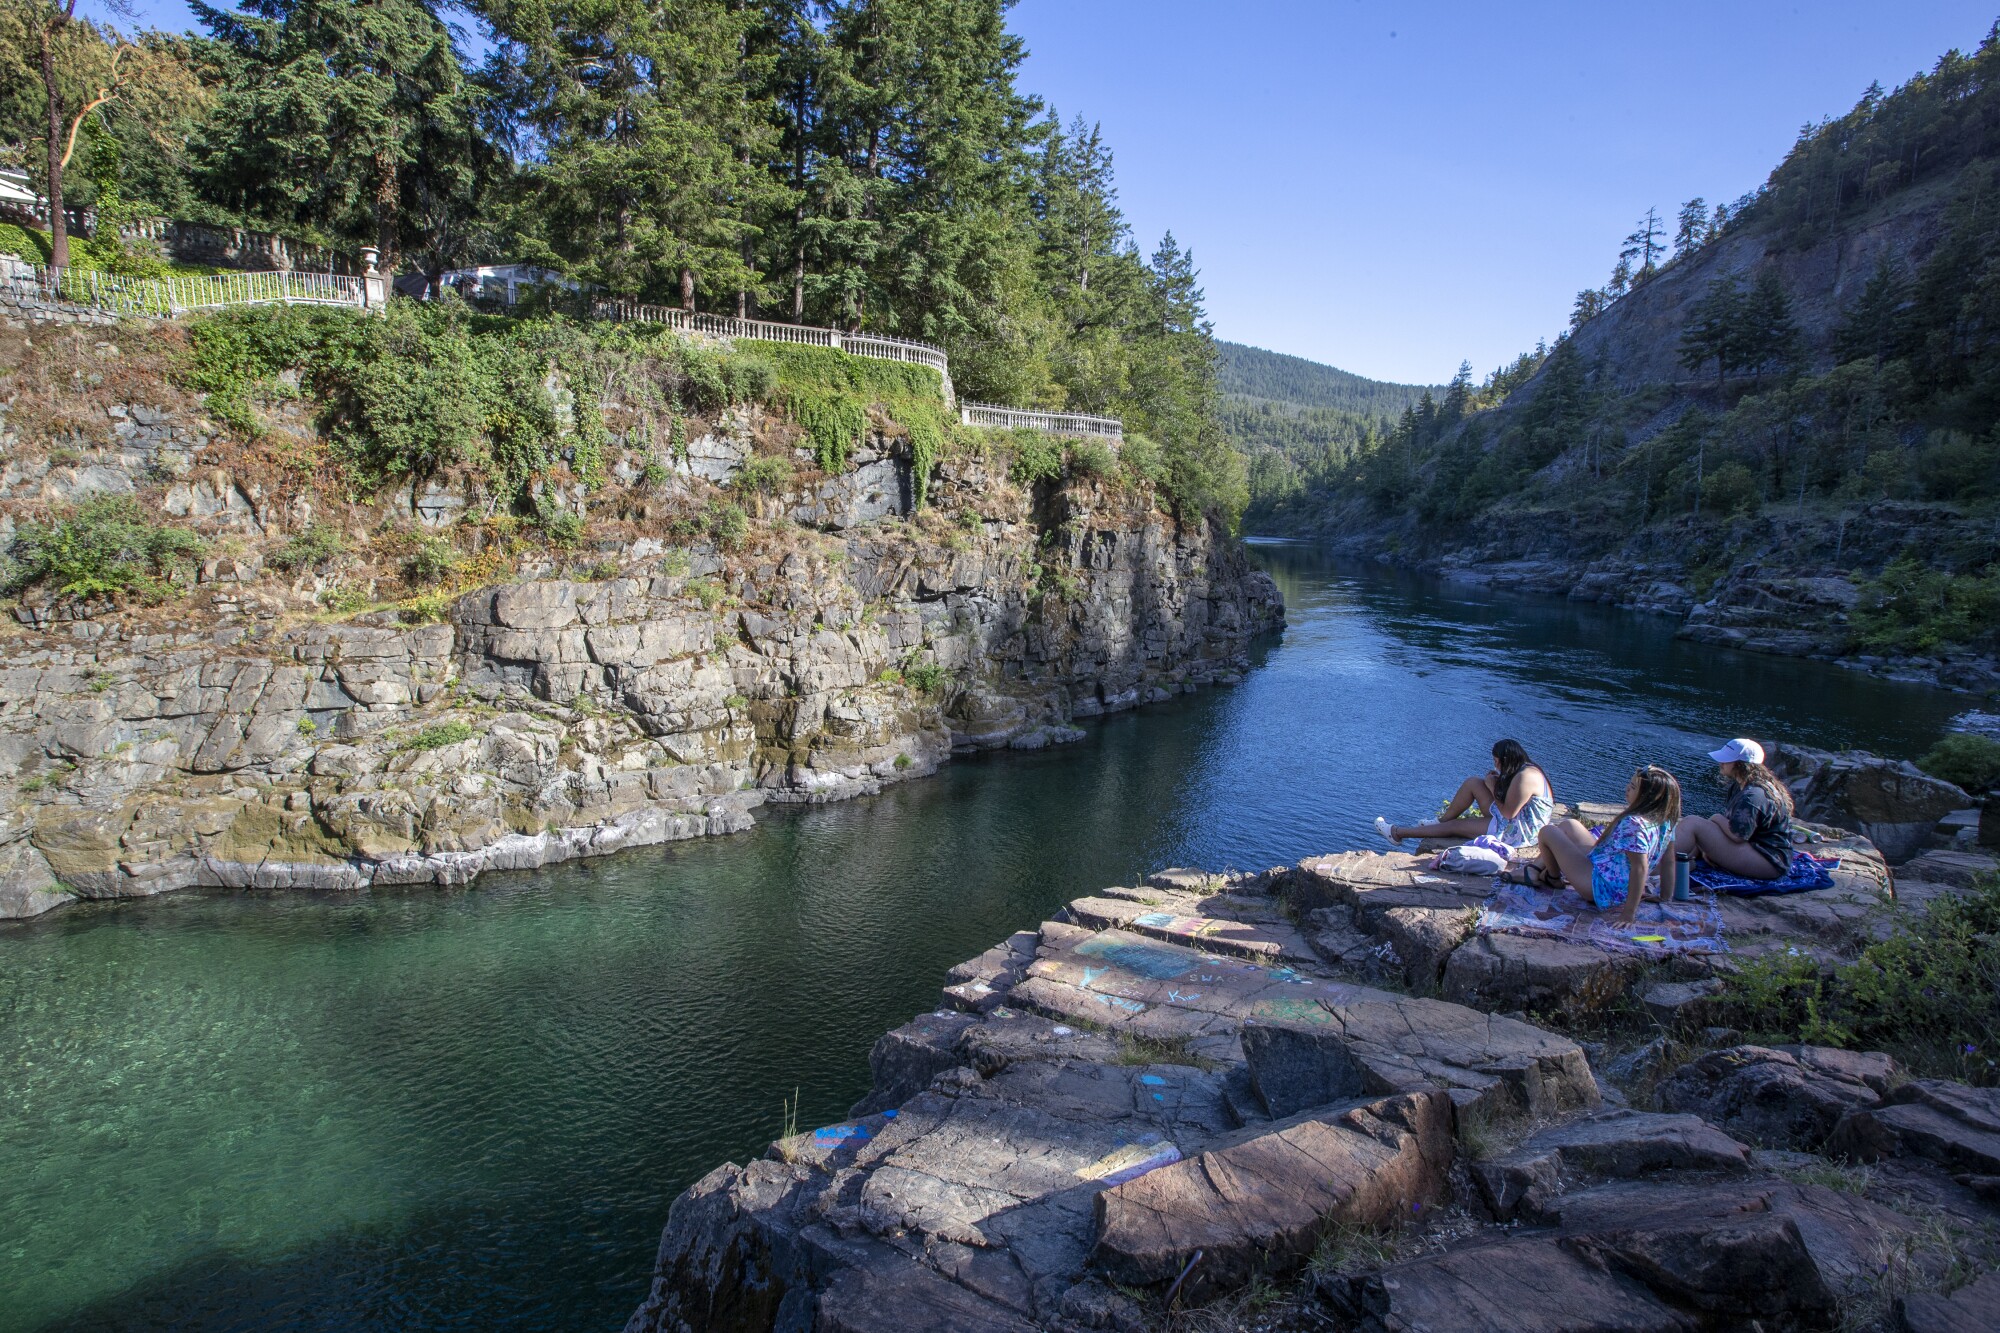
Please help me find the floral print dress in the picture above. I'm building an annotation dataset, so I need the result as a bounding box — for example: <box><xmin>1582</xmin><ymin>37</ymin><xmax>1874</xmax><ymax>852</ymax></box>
<box><xmin>1588</xmin><ymin>814</ymin><xmax>1673</xmax><ymax>909</ymax></box>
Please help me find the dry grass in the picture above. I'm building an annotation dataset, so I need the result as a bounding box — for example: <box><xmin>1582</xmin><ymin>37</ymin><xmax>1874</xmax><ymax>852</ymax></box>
<box><xmin>1115</xmin><ymin>1033</ymin><xmax>1224</xmax><ymax>1072</ymax></box>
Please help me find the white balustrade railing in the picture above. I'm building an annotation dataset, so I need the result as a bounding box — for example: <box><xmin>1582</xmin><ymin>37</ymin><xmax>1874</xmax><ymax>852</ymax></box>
<box><xmin>593</xmin><ymin>299</ymin><xmax>956</xmax><ymax>403</ymax></box>
<box><xmin>0</xmin><ymin>262</ymin><xmax>368</xmax><ymax>316</ymax></box>
<box><xmin>959</xmin><ymin>402</ymin><xmax>1124</xmax><ymax>441</ymax></box>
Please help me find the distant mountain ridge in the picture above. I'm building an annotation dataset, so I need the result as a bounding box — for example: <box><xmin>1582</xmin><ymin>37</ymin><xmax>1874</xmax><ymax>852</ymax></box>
<box><xmin>1216</xmin><ymin>341</ymin><xmax>1436</xmax><ymax>416</ymax></box>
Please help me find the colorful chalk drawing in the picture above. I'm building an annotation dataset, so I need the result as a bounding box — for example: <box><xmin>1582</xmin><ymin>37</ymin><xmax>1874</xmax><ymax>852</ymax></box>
<box><xmin>1131</xmin><ymin>912</ymin><xmax>1175</xmax><ymax>929</ymax></box>
<box><xmin>1094</xmin><ymin>994</ymin><xmax>1146</xmax><ymax>1013</ymax></box>
<box><xmin>813</xmin><ymin>1124</ymin><xmax>870</xmax><ymax>1141</ymax></box>
<box><xmin>1137</xmin><ymin>1075</ymin><xmax>1167</xmax><ymax>1086</ymax></box>
<box><xmin>1075</xmin><ymin>1141</ymin><xmax>1183</xmax><ymax>1186</ymax></box>
<box><xmin>1165</xmin><ymin>990</ymin><xmax>1203</xmax><ymax>1004</ymax></box>
<box><xmin>1072</xmin><ymin>935</ymin><xmax>1199</xmax><ymax>980</ymax></box>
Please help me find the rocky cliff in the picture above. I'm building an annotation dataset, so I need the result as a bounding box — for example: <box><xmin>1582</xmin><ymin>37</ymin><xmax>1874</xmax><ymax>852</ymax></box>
<box><xmin>0</xmin><ymin>322</ymin><xmax>1281</xmax><ymax>919</ymax></box>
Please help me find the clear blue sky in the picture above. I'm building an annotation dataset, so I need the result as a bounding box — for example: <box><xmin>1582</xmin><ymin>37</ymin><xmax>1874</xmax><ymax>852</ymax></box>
<box><xmin>115</xmin><ymin>0</ymin><xmax>2000</xmax><ymax>383</ymax></box>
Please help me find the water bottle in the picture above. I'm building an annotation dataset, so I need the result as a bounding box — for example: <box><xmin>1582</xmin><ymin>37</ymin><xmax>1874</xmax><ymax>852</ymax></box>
<box><xmin>1672</xmin><ymin>853</ymin><xmax>1692</xmax><ymax>902</ymax></box>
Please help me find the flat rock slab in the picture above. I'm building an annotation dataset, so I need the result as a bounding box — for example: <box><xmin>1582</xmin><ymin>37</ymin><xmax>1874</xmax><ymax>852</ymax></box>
<box><xmin>816</xmin><ymin>1258</ymin><xmax>1041</xmax><ymax>1333</ymax></box>
<box><xmin>1092</xmin><ymin>1090</ymin><xmax>1453</xmax><ymax>1298</ymax></box>
<box><xmin>1898</xmin><ymin>1270</ymin><xmax>2000</xmax><ymax>1333</ymax></box>
<box><xmin>1829</xmin><ymin>1078</ymin><xmax>2000</xmax><ymax>1176</ymax></box>
<box><xmin>1474</xmin><ymin>1109</ymin><xmax>1753</xmax><ymax>1222</ymax></box>
<box><xmin>1062</xmin><ymin>895</ymin><xmax>1318</xmax><ymax>965</ymax></box>
<box><xmin>1291</xmin><ymin>850</ymin><xmax>1494</xmax><ymax>917</ymax></box>
<box><xmin>1657</xmin><ymin>1044</ymin><xmax>1901</xmax><ymax>1150</ymax></box>
<box><xmin>1242</xmin><ymin>995</ymin><xmax>1600</xmax><ymax>1121</ymax></box>
<box><xmin>1022</xmin><ymin>926</ymin><xmax>1398</xmax><ymax>1033</ymax></box>
<box><xmin>1348</xmin><ymin>1236</ymin><xmax>1700</xmax><ymax>1333</ymax></box>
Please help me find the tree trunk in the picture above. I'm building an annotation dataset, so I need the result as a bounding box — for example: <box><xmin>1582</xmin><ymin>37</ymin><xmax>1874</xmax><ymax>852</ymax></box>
<box><xmin>374</xmin><ymin>148</ymin><xmax>400</xmax><ymax>275</ymax></box>
<box><xmin>680</xmin><ymin>265</ymin><xmax>694</xmax><ymax>312</ymax></box>
<box><xmin>40</xmin><ymin>20</ymin><xmax>68</xmax><ymax>268</ymax></box>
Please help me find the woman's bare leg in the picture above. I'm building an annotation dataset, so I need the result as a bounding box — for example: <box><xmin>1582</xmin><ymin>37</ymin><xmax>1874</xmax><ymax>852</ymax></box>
<box><xmin>1535</xmin><ymin>819</ymin><xmax>1598</xmax><ymax>890</ymax></box>
<box><xmin>1388</xmin><ymin>775</ymin><xmax>1494</xmax><ymax>841</ymax></box>
<box><xmin>1677</xmin><ymin>815</ymin><xmax>1782</xmax><ymax>879</ymax></box>
<box><xmin>1390</xmin><ymin>817</ymin><xmax>1491</xmax><ymax>841</ymax></box>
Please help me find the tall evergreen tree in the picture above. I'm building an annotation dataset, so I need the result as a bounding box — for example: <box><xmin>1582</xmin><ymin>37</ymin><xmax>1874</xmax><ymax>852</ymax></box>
<box><xmin>1622</xmin><ymin>206</ymin><xmax>1665</xmax><ymax>278</ymax></box>
<box><xmin>194</xmin><ymin>0</ymin><xmax>486</xmax><ymax>271</ymax></box>
<box><xmin>1672</xmin><ymin>198</ymin><xmax>1708</xmax><ymax>258</ymax></box>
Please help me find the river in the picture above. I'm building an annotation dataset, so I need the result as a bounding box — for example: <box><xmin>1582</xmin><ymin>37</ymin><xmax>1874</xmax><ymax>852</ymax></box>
<box><xmin>0</xmin><ymin>544</ymin><xmax>1967</xmax><ymax>1332</ymax></box>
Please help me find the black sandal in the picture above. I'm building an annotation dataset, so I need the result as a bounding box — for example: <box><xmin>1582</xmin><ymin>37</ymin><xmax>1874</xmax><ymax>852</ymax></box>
<box><xmin>1502</xmin><ymin>863</ymin><xmax>1553</xmax><ymax>888</ymax></box>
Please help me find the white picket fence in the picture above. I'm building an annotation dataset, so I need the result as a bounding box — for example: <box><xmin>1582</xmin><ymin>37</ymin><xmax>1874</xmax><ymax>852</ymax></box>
<box><xmin>959</xmin><ymin>402</ymin><xmax>1124</xmax><ymax>441</ymax></box>
<box><xmin>0</xmin><ymin>261</ymin><xmax>368</xmax><ymax>316</ymax></box>
<box><xmin>594</xmin><ymin>300</ymin><xmax>956</xmax><ymax>402</ymax></box>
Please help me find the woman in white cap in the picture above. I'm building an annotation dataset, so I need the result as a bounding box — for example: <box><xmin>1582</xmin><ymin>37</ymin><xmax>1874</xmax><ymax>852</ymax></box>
<box><xmin>1672</xmin><ymin>737</ymin><xmax>1794</xmax><ymax>880</ymax></box>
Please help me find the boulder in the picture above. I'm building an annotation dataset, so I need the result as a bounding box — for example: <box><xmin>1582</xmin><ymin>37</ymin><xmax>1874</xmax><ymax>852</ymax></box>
<box><xmin>1091</xmin><ymin>1090</ymin><xmax>1453</xmax><ymax>1298</ymax></box>
<box><xmin>1770</xmin><ymin>743</ymin><xmax>1971</xmax><ymax>863</ymax></box>
<box><xmin>1826</xmin><ymin>1078</ymin><xmax>2000</xmax><ymax>1175</ymax></box>
<box><xmin>1346</xmin><ymin>1236</ymin><xmax>1700</xmax><ymax>1332</ymax></box>
<box><xmin>1657</xmin><ymin>1044</ymin><xmax>1901</xmax><ymax>1150</ymax></box>
<box><xmin>1471</xmin><ymin>1109</ymin><xmax>1753</xmax><ymax>1222</ymax></box>
<box><xmin>0</xmin><ymin>832</ymin><xmax>72</xmax><ymax>919</ymax></box>
<box><xmin>1242</xmin><ymin>996</ymin><xmax>1600</xmax><ymax>1121</ymax></box>
<box><xmin>1898</xmin><ymin>1270</ymin><xmax>2000</xmax><ymax>1333</ymax></box>
<box><xmin>1548</xmin><ymin>1178</ymin><xmax>1917</xmax><ymax>1321</ymax></box>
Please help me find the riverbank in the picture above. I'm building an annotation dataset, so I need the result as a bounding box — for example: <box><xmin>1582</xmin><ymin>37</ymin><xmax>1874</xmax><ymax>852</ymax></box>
<box><xmin>627</xmin><ymin>825</ymin><xmax>2000</xmax><ymax>1331</ymax></box>
<box><xmin>1251</xmin><ymin>501</ymin><xmax>2000</xmax><ymax>699</ymax></box>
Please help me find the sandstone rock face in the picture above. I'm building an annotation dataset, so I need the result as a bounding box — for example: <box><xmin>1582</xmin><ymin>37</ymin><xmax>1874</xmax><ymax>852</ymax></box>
<box><xmin>1770</xmin><ymin>743</ymin><xmax>1971</xmax><ymax>863</ymax></box>
<box><xmin>1657</xmin><ymin>1044</ymin><xmax>1902</xmax><ymax>1151</ymax></box>
<box><xmin>0</xmin><ymin>447</ymin><xmax>1280</xmax><ymax>918</ymax></box>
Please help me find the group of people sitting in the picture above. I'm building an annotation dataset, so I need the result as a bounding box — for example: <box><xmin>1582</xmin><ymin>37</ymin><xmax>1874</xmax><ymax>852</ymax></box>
<box><xmin>1374</xmin><ymin>736</ymin><xmax>1796</xmax><ymax>924</ymax></box>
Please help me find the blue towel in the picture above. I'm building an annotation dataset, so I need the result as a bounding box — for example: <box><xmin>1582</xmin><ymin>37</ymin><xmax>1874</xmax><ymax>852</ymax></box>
<box><xmin>1689</xmin><ymin>850</ymin><xmax>1837</xmax><ymax>896</ymax></box>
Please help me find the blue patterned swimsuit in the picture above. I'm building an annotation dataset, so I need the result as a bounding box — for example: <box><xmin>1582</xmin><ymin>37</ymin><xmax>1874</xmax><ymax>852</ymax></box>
<box><xmin>1589</xmin><ymin>815</ymin><xmax>1674</xmax><ymax>909</ymax></box>
<box><xmin>1487</xmin><ymin>790</ymin><xmax>1554</xmax><ymax>850</ymax></box>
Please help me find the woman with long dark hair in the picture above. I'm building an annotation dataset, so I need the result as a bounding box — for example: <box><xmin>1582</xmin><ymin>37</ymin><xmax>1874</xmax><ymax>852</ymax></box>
<box><xmin>1673</xmin><ymin>738</ymin><xmax>1794</xmax><ymax>880</ymax></box>
<box><xmin>1521</xmin><ymin>765</ymin><xmax>1683</xmax><ymax>925</ymax></box>
<box><xmin>1376</xmin><ymin>739</ymin><xmax>1555</xmax><ymax>850</ymax></box>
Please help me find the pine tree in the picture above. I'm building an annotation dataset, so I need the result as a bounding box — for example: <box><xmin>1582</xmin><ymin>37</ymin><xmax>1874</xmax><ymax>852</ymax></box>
<box><xmin>1739</xmin><ymin>269</ymin><xmax>1800</xmax><ymax>382</ymax></box>
<box><xmin>1606</xmin><ymin>256</ymin><xmax>1633</xmax><ymax>300</ymax></box>
<box><xmin>1833</xmin><ymin>258</ymin><xmax>1909</xmax><ymax>365</ymax></box>
<box><xmin>1622</xmin><ymin>207</ymin><xmax>1665</xmax><ymax>279</ymax></box>
<box><xmin>1571</xmin><ymin>288</ymin><xmax>1607</xmax><ymax>329</ymax></box>
<box><xmin>1672</xmin><ymin>198</ymin><xmax>1708</xmax><ymax>259</ymax></box>
<box><xmin>1678</xmin><ymin>275</ymin><xmax>1744</xmax><ymax>388</ymax></box>
<box><xmin>1441</xmin><ymin>360</ymin><xmax>1472</xmax><ymax>420</ymax></box>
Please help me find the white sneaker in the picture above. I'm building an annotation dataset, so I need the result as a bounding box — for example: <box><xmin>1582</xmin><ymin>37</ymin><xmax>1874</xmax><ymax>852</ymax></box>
<box><xmin>1375</xmin><ymin>816</ymin><xmax>1400</xmax><ymax>845</ymax></box>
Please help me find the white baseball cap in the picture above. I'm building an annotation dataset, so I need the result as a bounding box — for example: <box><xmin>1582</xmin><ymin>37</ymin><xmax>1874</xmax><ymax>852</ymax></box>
<box><xmin>1708</xmin><ymin>738</ymin><xmax>1765</xmax><ymax>765</ymax></box>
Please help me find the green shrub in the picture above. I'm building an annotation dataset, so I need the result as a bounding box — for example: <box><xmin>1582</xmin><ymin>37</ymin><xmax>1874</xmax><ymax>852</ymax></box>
<box><xmin>894</xmin><ymin>753</ymin><xmax>912</xmax><ymax>770</ymax></box>
<box><xmin>403</xmin><ymin>534</ymin><xmax>460</xmax><ymax>584</ymax></box>
<box><xmin>1919</xmin><ymin>734</ymin><xmax>2000</xmax><ymax>793</ymax></box>
<box><xmin>318</xmin><ymin>584</ymin><xmax>371</xmax><ymax>614</ymax></box>
<box><xmin>1008</xmin><ymin>432</ymin><xmax>1065</xmax><ymax>485</ymax></box>
<box><xmin>1118</xmin><ymin>432</ymin><xmax>1167</xmax><ymax>487</ymax></box>
<box><xmin>405</xmin><ymin>720</ymin><xmax>476</xmax><ymax>751</ymax></box>
<box><xmin>903</xmin><ymin>661</ymin><xmax>947</xmax><ymax>693</ymax></box>
<box><xmin>706</xmin><ymin>500</ymin><xmax>748</xmax><ymax>551</ymax></box>
<box><xmin>1916</xmin><ymin>430</ymin><xmax>1999</xmax><ymax>502</ymax></box>
<box><xmin>296</xmin><ymin>717</ymin><xmax>318</xmax><ymax>736</ymax></box>
<box><xmin>1714</xmin><ymin>875</ymin><xmax>2000</xmax><ymax>1082</ymax></box>
<box><xmin>1853</xmin><ymin>556</ymin><xmax>2000</xmax><ymax>653</ymax></box>
<box><xmin>535</xmin><ymin>498</ymin><xmax>586</xmax><ymax>548</ymax></box>
<box><xmin>735</xmin><ymin>455</ymin><xmax>794</xmax><ymax>495</ymax></box>
<box><xmin>1700</xmin><ymin>460</ymin><xmax>1762</xmax><ymax>516</ymax></box>
<box><xmin>686</xmin><ymin>576</ymin><xmax>726</xmax><ymax>609</ymax></box>
<box><xmin>267</xmin><ymin>522</ymin><xmax>345</xmax><ymax>572</ymax></box>
<box><xmin>1070</xmin><ymin>437</ymin><xmax>1116</xmax><ymax>478</ymax></box>
<box><xmin>8</xmin><ymin>496</ymin><xmax>204</xmax><ymax>602</ymax></box>
<box><xmin>401</xmin><ymin>590</ymin><xmax>453</xmax><ymax>623</ymax></box>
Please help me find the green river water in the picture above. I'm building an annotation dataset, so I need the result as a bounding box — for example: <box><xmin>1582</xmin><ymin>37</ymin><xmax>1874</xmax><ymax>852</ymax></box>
<box><xmin>0</xmin><ymin>546</ymin><xmax>1968</xmax><ymax>1331</ymax></box>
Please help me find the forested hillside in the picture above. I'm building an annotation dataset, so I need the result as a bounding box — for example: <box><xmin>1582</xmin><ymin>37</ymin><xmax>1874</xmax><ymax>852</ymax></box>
<box><xmin>1266</xmin><ymin>21</ymin><xmax>2000</xmax><ymax>684</ymax></box>
<box><xmin>0</xmin><ymin>0</ymin><xmax>1244</xmax><ymax>521</ymax></box>
<box><xmin>1213</xmin><ymin>341</ymin><xmax>1436</xmax><ymax>530</ymax></box>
